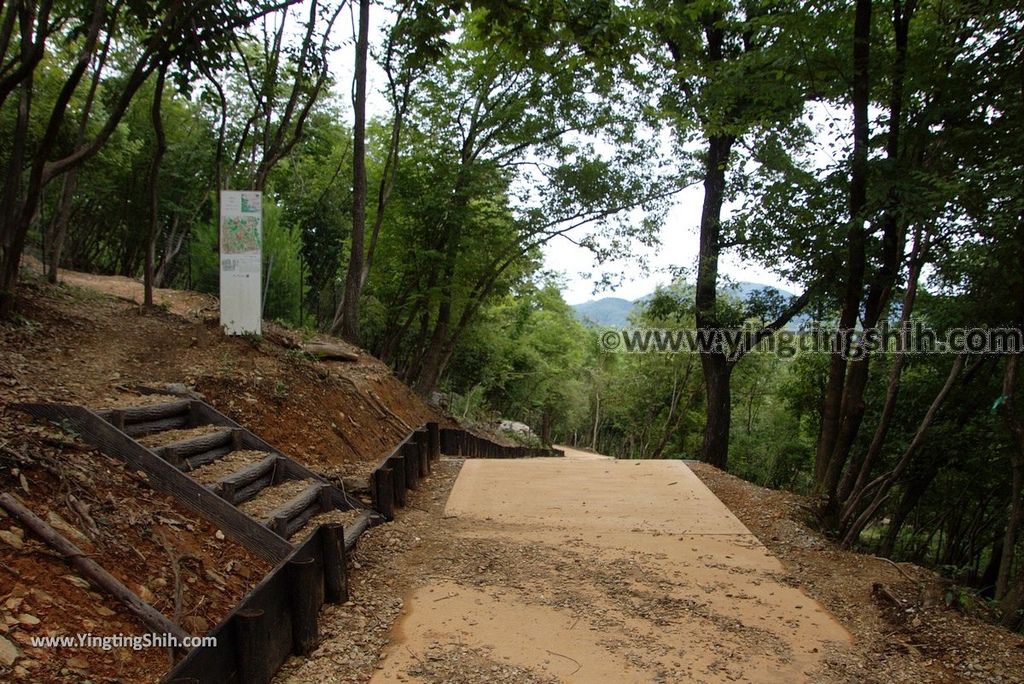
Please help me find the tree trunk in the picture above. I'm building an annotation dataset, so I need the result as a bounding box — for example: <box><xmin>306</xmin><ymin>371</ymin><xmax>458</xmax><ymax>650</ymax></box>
<box><xmin>996</xmin><ymin>354</ymin><xmax>1024</xmax><ymax>602</ymax></box>
<box><xmin>700</xmin><ymin>354</ymin><xmax>732</xmax><ymax>468</ymax></box>
<box><xmin>841</xmin><ymin>354</ymin><xmax>966</xmax><ymax>547</ymax></box>
<box><xmin>820</xmin><ymin>0</ymin><xmax>914</xmax><ymax>511</ymax></box>
<box><xmin>143</xmin><ymin>65</ymin><xmax>167</xmax><ymax>307</ymax></box>
<box><xmin>334</xmin><ymin>0</ymin><xmax>369</xmax><ymax>342</ymax></box>
<box><xmin>694</xmin><ymin>131</ymin><xmax>735</xmax><ymax>467</ymax></box>
<box><xmin>814</xmin><ymin>0</ymin><xmax>873</xmax><ymax>504</ymax></box>
<box><xmin>0</xmin><ymin>71</ymin><xmax>33</xmax><ymax>315</ymax></box>
<box><xmin>838</xmin><ymin>226</ymin><xmax>928</xmax><ymax>523</ymax></box>
<box><xmin>42</xmin><ymin>11</ymin><xmax>112</xmax><ymax>283</ymax></box>
<box><xmin>44</xmin><ymin>169</ymin><xmax>78</xmax><ymax>283</ymax></box>
<box><xmin>153</xmin><ymin>216</ymin><xmax>186</xmax><ymax>288</ymax></box>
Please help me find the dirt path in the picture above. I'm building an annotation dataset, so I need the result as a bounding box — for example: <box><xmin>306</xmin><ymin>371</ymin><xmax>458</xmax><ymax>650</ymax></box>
<box><xmin>368</xmin><ymin>447</ymin><xmax>850</xmax><ymax>683</ymax></box>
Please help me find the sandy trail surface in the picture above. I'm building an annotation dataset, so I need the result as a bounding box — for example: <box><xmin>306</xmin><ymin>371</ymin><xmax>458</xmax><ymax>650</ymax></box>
<box><xmin>370</xmin><ymin>446</ymin><xmax>850</xmax><ymax>683</ymax></box>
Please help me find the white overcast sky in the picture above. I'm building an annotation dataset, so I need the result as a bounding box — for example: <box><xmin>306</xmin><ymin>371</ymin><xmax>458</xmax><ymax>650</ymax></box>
<box><xmin>324</xmin><ymin>5</ymin><xmax>804</xmax><ymax>306</ymax></box>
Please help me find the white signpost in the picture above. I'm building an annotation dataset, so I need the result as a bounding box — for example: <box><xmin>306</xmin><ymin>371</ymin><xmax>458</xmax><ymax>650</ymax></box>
<box><xmin>219</xmin><ymin>191</ymin><xmax>263</xmax><ymax>335</ymax></box>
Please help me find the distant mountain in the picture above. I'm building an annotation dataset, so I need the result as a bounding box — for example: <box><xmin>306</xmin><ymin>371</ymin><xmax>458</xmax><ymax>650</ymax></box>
<box><xmin>571</xmin><ymin>297</ymin><xmax>636</xmax><ymax>328</ymax></box>
<box><xmin>571</xmin><ymin>282</ymin><xmax>800</xmax><ymax>328</ymax></box>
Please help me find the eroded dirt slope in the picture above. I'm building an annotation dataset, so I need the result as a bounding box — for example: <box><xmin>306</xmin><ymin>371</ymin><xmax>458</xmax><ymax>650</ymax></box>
<box><xmin>0</xmin><ymin>271</ymin><xmax>446</xmax><ymax>682</ymax></box>
<box><xmin>3</xmin><ymin>274</ymin><xmax>441</xmax><ymax>481</ymax></box>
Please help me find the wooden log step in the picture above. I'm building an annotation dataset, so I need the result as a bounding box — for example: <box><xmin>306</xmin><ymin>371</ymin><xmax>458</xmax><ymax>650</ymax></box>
<box><xmin>121</xmin><ymin>414</ymin><xmax>191</xmax><ymax>437</ymax></box>
<box><xmin>96</xmin><ymin>399</ymin><xmax>191</xmax><ymax>426</ymax></box>
<box><xmin>212</xmin><ymin>454</ymin><xmax>279</xmax><ymax>504</ymax></box>
<box><xmin>341</xmin><ymin>476</ymin><xmax>371</xmax><ymax>497</ymax></box>
<box><xmin>281</xmin><ymin>499</ymin><xmax>321</xmax><ymax>540</ymax></box>
<box><xmin>180</xmin><ymin>445</ymin><xmax>235</xmax><ymax>471</ymax></box>
<box><xmin>233</xmin><ymin>472</ymin><xmax>276</xmax><ymax>506</ymax></box>
<box><xmin>264</xmin><ymin>483</ymin><xmax>328</xmax><ymax>539</ymax></box>
<box><xmin>187</xmin><ymin>449</ymin><xmax>272</xmax><ymax>485</ymax></box>
<box><xmin>159</xmin><ymin>428</ymin><xmax>235</xmax><ymax>459</ymax></box>
<box><xmin>343</xmin><ymin>511</ymin><xmax>373</xmax><ymax>550</ymax></box>
<box><xmin>158</xmin><ymin>429</ymin><xmax>240</xmax><ymax>470</ymax></box>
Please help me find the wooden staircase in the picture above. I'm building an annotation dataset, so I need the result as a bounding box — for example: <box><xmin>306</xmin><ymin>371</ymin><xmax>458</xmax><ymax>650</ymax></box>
<box><xmin>14</xmin><ymin>398</ymin><xmax>379</xmax><ymax>565</ymax></box>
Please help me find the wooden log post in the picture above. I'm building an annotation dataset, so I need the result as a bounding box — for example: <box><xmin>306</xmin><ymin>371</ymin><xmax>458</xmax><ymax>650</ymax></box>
<box><xmin>233</xmin><ymin>608</ymin><xmax>274</xmax><ymax>684</ymax></box>
<box><xmin>391</xmin><ymin>456</ymin><xmax>407</xmax><ymax>507</ymax></box>
<box><xmin>162</xmin><ymin>446</ymin><xmax>185</xmax><ymax>469</ymax></box>
<box><xmin>321</xmin><ymin>523</ymin><xmax>349</xmax><ymax>604</ymax></box>
<box><xmin>287</xmin><ymin>557</ymin><xmax>319</xmax><ymax>655</ymax></box>
<box><xmin>416</xmin><ymin>430</ymin><xmax>430</xmax><ymax>477</ymax></box>
<box><xmin>427</xmin><ymin>422</ymin><xmax>440</xmax><ymax>460</ymax></box>
<box><xmin>403</xmin><ymin>443</ymin><xmax>419</xmax><ymax>491</ymax></box>
<box><xmin>0</xmin><ymin>494</ymin><xmax>189</xmax><ymax>646</ymax></box>
<box><xmin>372</xmin><ymin>468</ymin><xmax>394</xmax><ymax>520</ymax></box>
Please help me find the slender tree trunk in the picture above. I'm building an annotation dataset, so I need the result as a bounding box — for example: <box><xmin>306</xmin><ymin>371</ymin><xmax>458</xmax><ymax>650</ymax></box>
<box><xmin>153</xmin><ymin>216</ymin><xmax>185</xmax><ymax>287</ymax></box>
<box><xmin>144</xmin><ymin>65</ymin><xmax>167</xmax><ymax>307</ymax></box>
<box><xmin>0</xmin><ymin>71</ymin><xmax>33</xmax><ymax>315</ymax></box>
<box><xmin>335</xmin><ymin>0</ymin><xmax>369</xmax><ymax>341</ymax></box>
<box><xmin>652</xmin><ymin>359</ymin><xmax>695</xmax><ymax>458</ymax></box>
<box><xmin>841</xmin><ymin>354</ymin><xmax>966</xmax><ymax>547</ymax></box>
<box><xmin>996</xmin><ymin>354</ymin><xmax>1024</xmax><ymax>602</ymax></box>
<box><xmin>820</xmin><ymin>1</ymin><xmax>915</xmax><ymax>512</ymax></box>
<box><xmin>44</xmin><ymin>169</ymin><xmax>78</xmax><ymax>282</ymax></box>
<box><xmin>995</xmin><ymin>48</ymin><xmax>1024</xmax><ymax>612</ymax></box>
<box><xmin>360</xmin><ymin>80</ymin><xmax>409</xmax><ymax>291</ymax></box>
<box><xmin>43</xmin><ymin>9</ymin><xmax>113</xmax><ymax>283</ymax></box>
<box><xmin>814</xmin><ymin>0</ymin><xmax>872</xmax><ymax>503</ymax></box>
<box><xmin>838</xmin><ymin>227</ymin><xmax>928</xmax><ymax>523</ymax></box>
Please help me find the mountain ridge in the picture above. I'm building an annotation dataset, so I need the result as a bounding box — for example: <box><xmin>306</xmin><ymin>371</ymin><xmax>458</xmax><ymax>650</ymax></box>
<box><xmin>571</xmin><ymin>282</ymin><xmax>799</xmax><ymax>327</ymax></box>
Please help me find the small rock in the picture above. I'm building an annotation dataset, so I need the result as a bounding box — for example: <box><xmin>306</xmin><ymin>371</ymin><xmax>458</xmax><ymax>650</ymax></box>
<box><xmin>182</xmin><ymin>615</ymin><xmax>209</xmax><ymax>634</ymax></box>
<box><xmin>16</xmin><ymin>614</ymin><xmax>40</xmax><ymax>626</ymax></box>
<box><xmin>135</xmin><ymin>584</ymin><xmax>156</xmax><ymax>603</ymax></box>
<box><xmin>65</xmin><ymin>575</ymin><xmax>91</xmax><ymax>590</ymax></box>
<box><xmin>214</xmin><ymin>530</ymin><xmax>225</xmax><ymax>540</ymax></box>
<box><xmin>0</xmin><ymin>635</ymin><xmax>18</xmax><ymax>666</ymax></box>
<box><xmin>67</xmin><ymin>656</ymin><xmax>89</xmax><ymax>669</ymax></box>
<box><xmin>46</xmin><ymin>511</ymin><xmax>88</xmax><ymax>543</ymax></box>
<box><xmin>0</xmin><ymin>529</ymin><xmax>23</xmax><ymax>549</ymax></box>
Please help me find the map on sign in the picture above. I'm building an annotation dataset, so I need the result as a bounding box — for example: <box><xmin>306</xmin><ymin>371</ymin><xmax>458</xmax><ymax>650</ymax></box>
<box><xmin>222</xmin><ymin>215</ymin><xmax>261</xmax><ymax>254</ymax></box>
<box><xmin>220</xmin><ymin>191</ymin><xmax>263</xmax><ymax>335</ymax></box>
